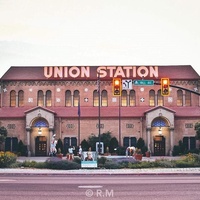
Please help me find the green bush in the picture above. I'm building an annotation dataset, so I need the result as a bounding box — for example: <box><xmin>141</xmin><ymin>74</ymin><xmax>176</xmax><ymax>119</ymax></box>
<box><xmin>35</xmin><ymin>162</ymin><xmax>48</xmax><ymax>169</ymax></box>
<box><xmin>73</xmin><ymin>156</ymin><xmax>81</xmax><ymax>164</ymax></box>
<box><xmin>154</xmin><ymin>159</ymin><xmax>176</xmax><ymax>168</ymax></box>
<box><xmin>45</xmin><ymin>159</ymin><xmax>81</xmax><ymax>170</ymax></box>
<box><xmin>0</xmin><ymin>151</ymin><xmax>17</xmax><ymax>168</ymax></box>
<box><xmin>174</xmin><ymin>153</ymin><xmax>200</xmax><ymax>168</ymax></box>
<box><xmin>128</xmin><ymin>161</ymin><xmax>155</xmax><ymax>169</ymax></box>
<box><xmin>104</xmin><ymin>160</ymin><xmax>121</xmax><ymax>169</ymax></box>
<box><xmin>21</xmin><ymin>160</ymin><xmax>37</xmax><ymax>168</ymax></box>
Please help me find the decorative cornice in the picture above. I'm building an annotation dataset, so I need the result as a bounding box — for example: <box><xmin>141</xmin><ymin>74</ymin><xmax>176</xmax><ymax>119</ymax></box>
<box><xmin>3</xmin><ymin>80</ymin><xmax>112</xmax><ymax>87</ymax></box>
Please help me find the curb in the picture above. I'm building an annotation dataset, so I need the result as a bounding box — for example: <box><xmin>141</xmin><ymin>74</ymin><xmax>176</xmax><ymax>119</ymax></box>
<box><xmin>1</xmin><ymin>168</ymin><xmax>200</xmax><ymax>176</ymax></box>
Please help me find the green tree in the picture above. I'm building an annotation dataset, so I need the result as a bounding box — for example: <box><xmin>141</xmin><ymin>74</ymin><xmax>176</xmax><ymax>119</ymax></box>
<box><xmin>87</xmin><ymin>131</ymin><xmax>114</xmax><ymax>152</ymax></box>
<box><xmin>81</xmin><ymin>139</ymin><xmax>89</xmax><ymax>151</ymax></box>
<box><xmin>136</xmin><ymin>137</ymin><xmax>145</xmax><ymax>149</ymax></box>
<box><xmin>56</xmin><ymin>138</ymin><xmax>63</xmax><ymax>153</ymax></box>
<box><xmin>0</xmin><ymin>126</ymin><xmax>8</xmax><ymax>151</ymax></box>
<box><xmin>18</xmin><ymin>140</ymin><xmax>27</xmax><ymax>156</ymax></box>
<box><xmin>109</xmin><ymin>137</ymin><xmax>119</xmax><ymax>153</ymax></box>
<box><xmin>100</xmin><ymin>131</ymin><xmax>112</xmax><ymax>148</ymax></box>
<box><xmin>195</xmin><ymin>122</ymin><xmax>200</xmax><ymax>148</ymax></box>
<box><xmin>87</xmin><ymin>134</ymin><xmax>99</xmax><ymax>151</ymax></box>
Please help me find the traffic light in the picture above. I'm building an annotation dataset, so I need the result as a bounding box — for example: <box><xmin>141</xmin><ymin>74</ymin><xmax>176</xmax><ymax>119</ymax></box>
<box><xmin>161</xmin><ymin>78</ymin><xmax>170</xmax><ymax>96</ymax></box>
<box><xmin>113</xmin><ymin>78</ymin><xmax>121</xmax><ymax>96</ymax></box>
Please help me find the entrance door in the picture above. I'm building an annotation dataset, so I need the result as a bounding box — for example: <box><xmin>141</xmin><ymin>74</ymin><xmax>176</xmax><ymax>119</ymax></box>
<box><xmin>35</xmin><ymin>136</ymin><xmax>47</xmax><ymax>156</ymax></box>
<box><xmin>154</xmin><ymin>136</ymin><xmax>165</xmax><ymax>156</ymax></box>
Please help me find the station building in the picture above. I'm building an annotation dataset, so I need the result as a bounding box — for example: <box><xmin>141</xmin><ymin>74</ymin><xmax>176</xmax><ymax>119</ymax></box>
<box><xmin>0</xmin><ymin>65</ymin><xmax>199</xmax><ymax>156</ymax></box>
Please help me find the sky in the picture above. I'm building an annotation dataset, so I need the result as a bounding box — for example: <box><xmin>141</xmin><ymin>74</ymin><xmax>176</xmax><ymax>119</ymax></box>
<box><xmin>0</xmin><ymin>0</ymin><xmax>200</xmax><ymax>78</ymax></box>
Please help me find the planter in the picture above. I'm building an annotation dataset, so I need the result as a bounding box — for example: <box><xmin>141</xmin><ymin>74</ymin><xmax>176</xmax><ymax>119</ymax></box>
<box><xmin>66</xmin><ymin>153</ymin><xmax>73</xmax><ymax>160</ymax></box>
<box><xmin>145</xmin><ymin>151</ymin><xmax>150</xmax><ymax>157</ymax></box>
<box><xmin>56</xmin><ymin>154</ymin><xmax>63</xmax><ymax>159</ymax></box>
<box><xmin>134</xmin><ymin>154</ymin><xmax>143</xmax><ymax>161</ymax></box>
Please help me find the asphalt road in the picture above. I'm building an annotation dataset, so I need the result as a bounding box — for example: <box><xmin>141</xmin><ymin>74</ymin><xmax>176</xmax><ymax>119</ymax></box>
<box><xmin>0</xmin><ymin>174</ymin><xmax>200</xmax><ymax>200</ymax></box>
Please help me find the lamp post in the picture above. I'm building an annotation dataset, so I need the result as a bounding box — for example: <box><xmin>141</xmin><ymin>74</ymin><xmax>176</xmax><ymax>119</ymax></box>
<box><xmin>97</xmin><ymin>71</ymin><xmax>101</xmax><ymax>155</ymax></box>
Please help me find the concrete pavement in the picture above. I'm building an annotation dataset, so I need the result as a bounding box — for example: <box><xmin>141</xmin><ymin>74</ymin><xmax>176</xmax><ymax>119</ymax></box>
<box><xmin>1</xmin><ymin>167</ymin><xmax>200</xmax><ymax>175</ymax></box>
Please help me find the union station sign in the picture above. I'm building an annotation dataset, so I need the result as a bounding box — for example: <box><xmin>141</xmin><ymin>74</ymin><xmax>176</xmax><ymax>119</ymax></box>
<box><xmin>44</xmin><ymin>66</ymin><xmax>159</xmax><ymax>80</ymax></box>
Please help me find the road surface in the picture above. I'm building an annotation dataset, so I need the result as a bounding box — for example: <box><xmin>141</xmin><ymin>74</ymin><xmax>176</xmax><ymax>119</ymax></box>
<box><xmin>0</xmin><ymin>174</ymin><xmax>200</xmax><ymax>200</ymax></box>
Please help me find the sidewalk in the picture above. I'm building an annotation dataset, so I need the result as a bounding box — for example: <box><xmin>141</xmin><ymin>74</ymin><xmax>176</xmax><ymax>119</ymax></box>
<box><xmin>1</xmin><ymin>167</ymin><xmax>200</xmax><ymax>175</ymax></box>
<box><xmin>0</xmin><ymin>156</ymin><xmax>199</xmax><ymax>175</ymax></box>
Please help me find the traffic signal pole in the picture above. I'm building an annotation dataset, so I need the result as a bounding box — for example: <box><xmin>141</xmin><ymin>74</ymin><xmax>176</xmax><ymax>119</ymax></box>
<box><xmin>154</xmin><ymin>82</ymin><xmax>200</xmax><ymax>96</ymax></box>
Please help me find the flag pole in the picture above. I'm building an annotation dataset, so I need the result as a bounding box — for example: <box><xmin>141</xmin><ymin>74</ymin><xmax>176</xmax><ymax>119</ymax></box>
<box><xmin>78</xmin><ymin>94</ymin><xmax>81</xmax><ymax>145</ymax></box>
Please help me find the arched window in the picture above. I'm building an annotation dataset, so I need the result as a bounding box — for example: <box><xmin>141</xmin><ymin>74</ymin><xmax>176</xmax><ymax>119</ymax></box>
<box><xmin>101</xmin><ymin>90</ymin><xmax>108</xmax><ymax>106</ymax></box>
<box><xmin>65</xmin><ymin>90</ymin><xmax>72</xmax><ymax>106</ymax></box>
<box><xmin>185</xmin><ymin>91</ymin><xmax>191</xmax><ymax>106</ymax></box>
<box><xmin>93</xmin><ymin>90</ymin><xmax>99</xmax><ymax>107</ymax></box>
<box><xmin>152</xmin><ymin>117</ymin><xmax>167</xmax><ymax>127</ymax></box>
<box><xmin>34</xmin><ymin>120</ymin><xmax>48</xmax><ymax>127</ymax></box>
<box><xmin>73</xmin><ymin>90</ymin><xmax>79</xmax><ymax>107</ymax></box>
<box><xmin>149</xmin><ymin>90</ymin><xmax>155</xmax><ymax>106</ymax></box>
<box><xmin>129</xmin><ymin>90</ymin><xmax>136</xmax><ymax>106</ymax></box>
<box><xmin>37</xmin><ymin>90</ymin><xmax>44</xmax><ymax>106</ymax></box>
<box><xmin>177</xmin><ymin>90</ymin><xmax>183</xmax><ymax>106</ymax></box>
<box><xmin>10</xmin><ymin>90</ymin><xmax>16</xmax><ymax>107</ymax></box>
<box><xmin>157</xmin><ymin>89</ymin><xmax>163</xmax><ymax>106</ymax></box>
<box><xmin>121</xmin><ymin>90</ymin><xmax>128</xmax><ymax>106</ymax></box>
<box><xmin>18</xmin><ymin>90</ymin><xmax>24</xmax><ymax>107</ymax></box>
<box><xmin>46</xmin><ymin>90</ymin><xmax>52</xmax><ymax>107</ymax></box>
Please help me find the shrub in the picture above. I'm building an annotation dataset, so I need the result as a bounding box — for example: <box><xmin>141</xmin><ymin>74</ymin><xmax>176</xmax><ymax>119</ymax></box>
<box><xmin>35</xmin><ymin>162</ymin><xmax>48</xmax><ymax>169</ymax></box>
<box><xmin>115</xmin><ymin>146</ymin><xmax>126</xmax><ymax>155</ymax></box>
<box><xmin>0</xmin><ymin>151</ymin><xmax>17</xmax><ymax>168</ymax></box>
<box><xmin>104</xmin><ymin>160</ymin><xmax>121</xmax><ymax>169</ymax></box>
<box><xmin>128</xmin><ymin>161</ymin><xmax>155</xmax><ymax>169</ymax></box>
<box><xmin>73</xmin><ymin>156</ymin><xmax>81</xmax><ymax>164</ymax></box>
<box><xmin>154</xmin><ymin>159</ymin><xmax>176</xmax><ymax>168</ymax></box>
<box><xmin>21</xmin><ymin>160</ymin><xmax>37</xmax><ymax>168</ymax></box>
<box><xmin>17</xmin><ymin>140</ymin><xmax>27</xmax><ymax>156</ymax></box>
<box><xmin>45</xmin><ymin>159</ymin><xmax>81</xmax><ymax>170</ymax></box>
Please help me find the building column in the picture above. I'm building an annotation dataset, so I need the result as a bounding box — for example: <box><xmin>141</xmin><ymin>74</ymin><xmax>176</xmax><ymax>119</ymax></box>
<box><xmin>169</xmin><ymin>128</ymin><xmax>174</xmax><ymax>156</ymax></box>
<box><xmin>146</xmin><ymin>127</ymin><xmax>151</xmax><ymax>152</ymax></box>
<box><xmin>26</xmin><ymin>128</ymin><xmax>31</xmax><ymax>157</ymax></box>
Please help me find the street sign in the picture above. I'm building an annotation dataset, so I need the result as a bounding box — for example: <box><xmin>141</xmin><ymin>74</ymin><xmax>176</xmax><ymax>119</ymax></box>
<box><xmin>133</xmin><ymin>80</ymin><xmax>154</xmax><ymax>86</ymax></box>
<box><xmin>122</xmin><ymin>79</ymin><xmax>132</xmax><ymax>89</ymax></box>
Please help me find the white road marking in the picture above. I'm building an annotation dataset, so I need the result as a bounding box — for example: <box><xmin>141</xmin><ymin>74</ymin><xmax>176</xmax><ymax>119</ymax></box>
<box><xmin>78</xmin><ymin>185</ymin><xmax>103</xmax><ymax>189</ymax></box>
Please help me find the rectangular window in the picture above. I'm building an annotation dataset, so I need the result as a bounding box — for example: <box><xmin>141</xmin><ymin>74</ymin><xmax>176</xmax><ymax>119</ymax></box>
<box><xmin>123</xmin><ymin>137</ymin><xmax>136</xmax><ymax>147</ymax></box>
<box><xmin>183</xmin><ymin>137</ymin><xmax>196</xmax><ymax>150</ymax></box>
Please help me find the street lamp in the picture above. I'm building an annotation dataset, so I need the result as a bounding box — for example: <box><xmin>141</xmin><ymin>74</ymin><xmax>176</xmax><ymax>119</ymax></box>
<box><xmin>97</xmin><ymin>71</ymin><xmax>101</xmax><ymax>155</ymax></box>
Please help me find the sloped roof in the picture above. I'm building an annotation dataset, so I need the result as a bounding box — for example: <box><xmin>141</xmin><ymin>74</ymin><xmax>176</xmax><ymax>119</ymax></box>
<box><xmin>24</xmin><ymin>106</ymin><xmax>56</xmax><ymax>114</ymax></box>
<box><xmin>1</xmin><ymin>65</ymin><xmax>199</xmax><ymax>81</ymax></box>
<box><xmin>144</xmin><ymin>106</ymin><xmax>176</xmax><ymax>114</ymax></box>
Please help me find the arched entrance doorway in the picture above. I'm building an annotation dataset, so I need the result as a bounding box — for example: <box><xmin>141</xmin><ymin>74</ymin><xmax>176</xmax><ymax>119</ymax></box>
<box><xmin>32</xmin><ymin>119</ymin><xmax>49</xmax><ymax>156</ymax></box>
<box><xmin>151</xmin><ymin>117</ymin><xmax>169</xmax><ymax>156</ymax></box>
<box><xmin>154</xmin><ymin>135</ymin><xmax>165</xmax><ymax>156</ymax></box>
<box><xmin>35</xmin><ymin>136</ymin><xmax>47</xmax><ymax>156</ymax></box>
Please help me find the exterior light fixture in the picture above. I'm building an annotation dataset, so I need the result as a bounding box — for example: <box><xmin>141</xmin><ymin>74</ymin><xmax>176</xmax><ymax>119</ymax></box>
<box><xmin>38</xmin><ymin>127</ymin><xmax>42</xmax><ymax>135</ymax></box>
<box><xmin>158</xmin><ymin>127</ymin><xmax>162</xmax><ymax>135</ymax></box>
